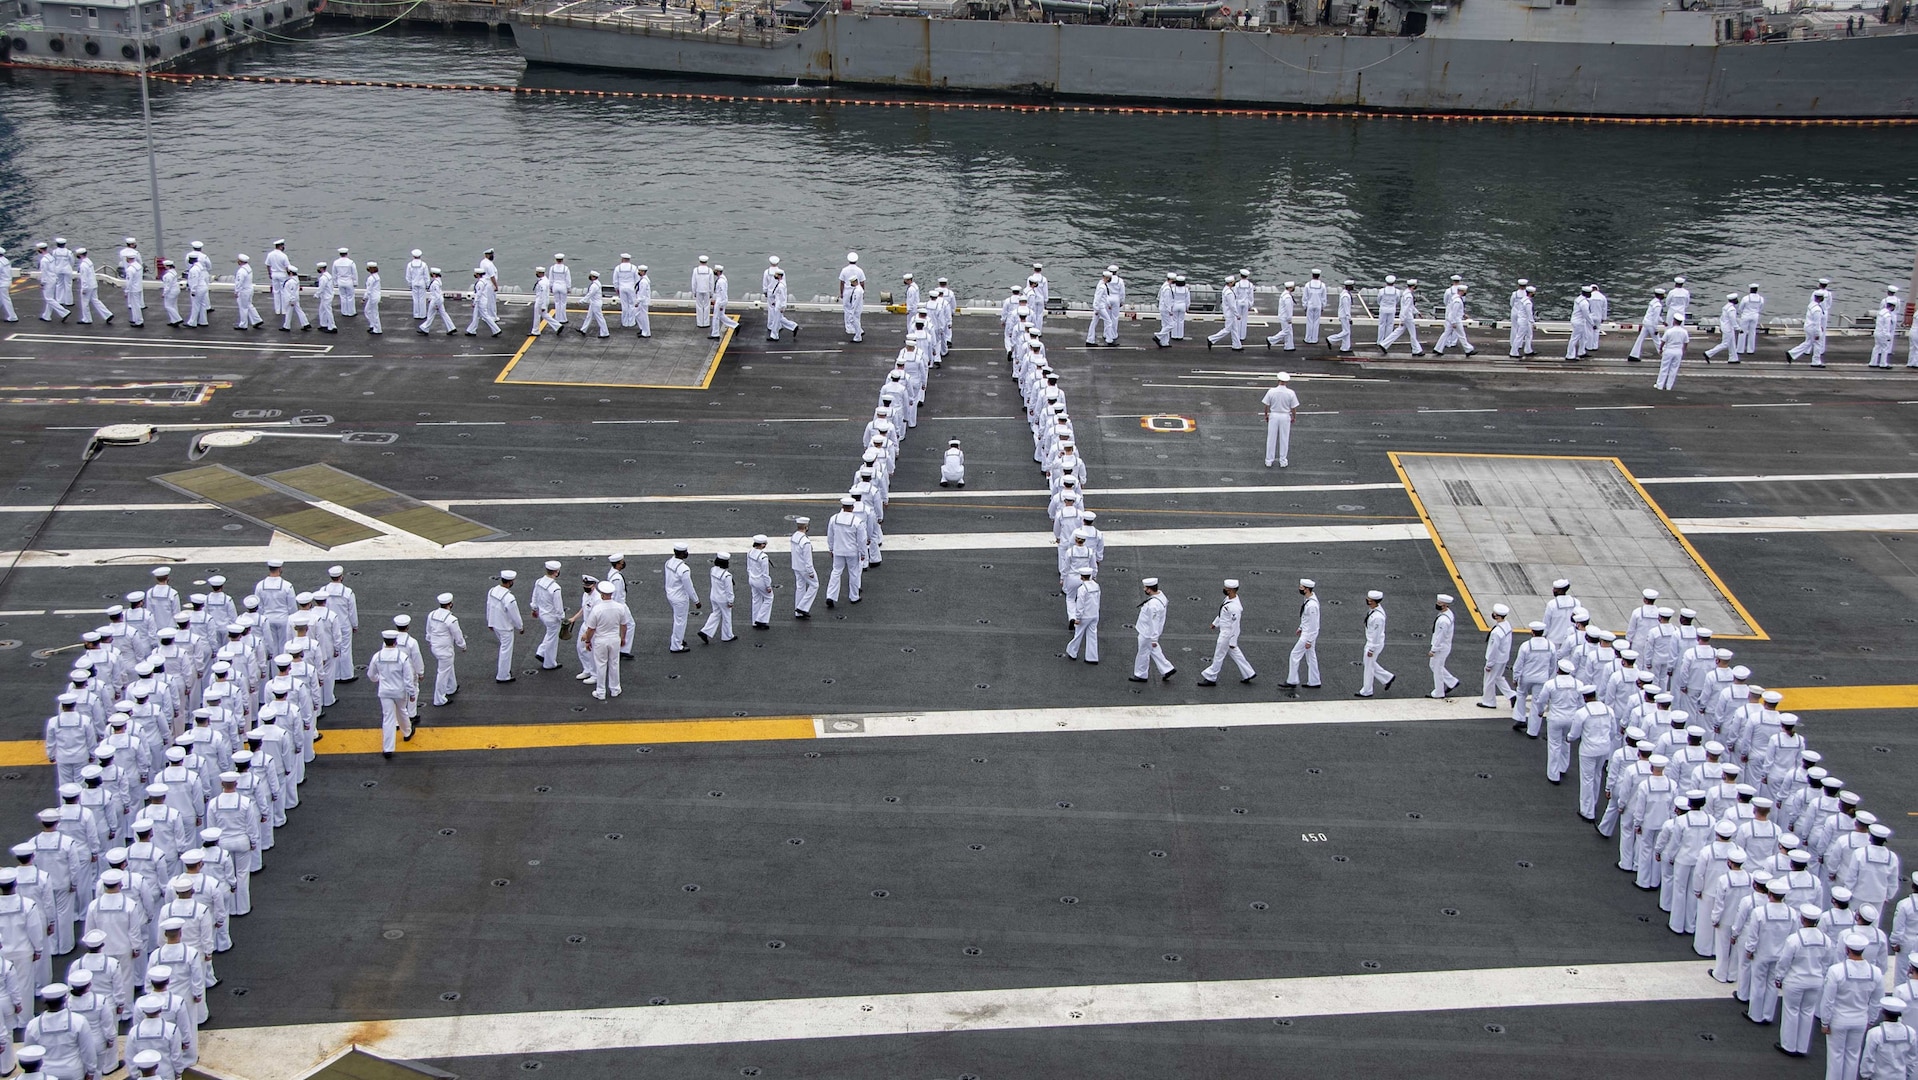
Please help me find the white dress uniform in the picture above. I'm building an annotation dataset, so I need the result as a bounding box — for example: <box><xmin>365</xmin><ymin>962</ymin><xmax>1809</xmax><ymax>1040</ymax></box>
<box><xmin>1260</xmin><ymin>379</ymin><xmax>1299</xmax><ymax>468</ymax></box>
<box><xmin>546</xmin><ymin>257</ymin><xmax>573</xmax><ymax>328</ymax></box>
<box><xmin>663</xmin><ymin>551</ymin><xmax>701</xmax><ymax>649</ymax></box>
<box><xmin>1328</xmin><ymin>283</ymin><xmax>1356</xmax><ymax>352</ymax></box>
<box><xmin>746</xmin><ymin>542</ymin><xmax>774</xmax><ymax>628</ymax></box>
<box><xmin>1066</xmin><ymin>573</ymin><xmax>1100</xmax><ymax>663</ymax></box>
<box><xmin>578</xmin><ymin>274</ymin><xmax>609</xmax><ymax>337</ymax></box>
<box><xmin>361</xmin><ymin>267</ymin><xmax>383</xmax><ymax>334</ymax></box>
<box><xmin>572</xmin><ymin>580</ymin><xmax>599</xmax><ymax>676</ymax></box>
<box><xmin>331</xmin><ymin>252</ymin><xmax>358</xmax><ymax>316</ymax></box>
<box><xmin>1358</xmin><ymin>596</ymin><xmax>1394</xmax><ymax>696</ymax></box>
<box><xmin>1628</xmin><ymin>293</ymin><xmax>1666</xmax><ymax>360</ymax></box>
<box><xmin>1822</xmin><ymin>946</ymin><xmax>1884</xmax><ymax>1077</ymax></box>
<box><xmin>941</xmin><ymin>442</ymin><xmax>966</xmax><ymax>487</ymax></box>
<box><xmin>1153</xmin><ymin>275</ymin><xmax>1178</xmax><ymax>347</ymax></box>
<box><xmin>824</xmin><ymin>506</ymin><xmax>867</xmax><ymax>605</ymax></box>
<box><xmin>699</xmin><ymin>560</ymin><xmax>737</xmax><ymax>642</ymax></box>
<box><xmin>418</xmin><ymin>272</ymin><xmax>454</xmax><ymax>334</ymax></box>
<box><xmin>405</xmin><ymin>254</ymin><xmax>430</xmax><ymax>319</ymax></box>
<box><xmin>1302</xmin><ymin>273</ymin><xmax>1326</xmax><ymax>343</ymax></box>
<box><xmin>75</xmin><ymin>253</ymin><xmax>114</xmax><ymax>324</ymax></box>
<box><xmin>1132</xmin><ymin>584</ymin><xmax>1174</xmax><ymax>680</ymax></box>
<box><xmin>1086</xmin><ymin>274</ymin><xmax>1119</xmax><ymax>345</ymax></box>
<box><xmin>1383</xmin><ymin>284</ymin><xmax>1424</xmax><ymax>354</ymax></box>
<box><xmin>0</xmin><ymin>249</ymin><xmax>18</xmax><ymax>322</ymax></box>
<box><xmin>484</xmin><ymin>575</ymin><xmax>522</xmax><ymax>681</ymax></box>
<box><xmin>767</xmin><ymin>274</ymin><xmax>797</xmax><ymax>339</ymax></box>
<box><xmin>231</xmin><ymin>260</ymin><xmax>264</xmax><ymax>329</ymax></box>
<box><xmin>1705</xmin><ymin>296</ymin><xmax>1740</xmax><ymax>360</ymax></box>
<box><xmin>313</xmin><ymin>266</ymin><xmax>336</xmax><ymax>332</ymax></box>
<box><xmin>1374</xmin><ymin>280</ymin><xmax>1400</xmax><ymax>349</ymax></box>
<box><xmin>185</xmin><ymin>256</ymin><xmax>209</xmax><ymax>326</ymax></box>
<box><xmin>581</xmin><ymin>586</ymin><xmax>633</xmax><ymax>699</ymax></box>
<box><xmin>632</xmin><ymin>267</ymin><xmax>652</xmax><ymax>337</ymax></box>
<box><xmin>612</xmin><ymin>257</ymin><xmax>640</xmax><ymax>327</ymax></box>
<box><xmin>1736</xmin><ymin>286</ymin><xmax>1764</xmax><ymax>355</ymax></box>
<box><xmin>1656</xmin><ymin>320</ymin><xmax>1691</xmax><ymax>390</ymax></box>
<box><xmin>1435</xmin><ymin>284</ymin><xmax>1474</xmax><ymax>354</ymax></box>
<box><xmin>1206</xmin><ymin>275</ymin><xmax>1246</xmax><ymax>349</ymax></box>
<box><xmin>317</xmin><ymin>570</ymin><xmax>358</xmax><ymax>681</ymax></box>
<box><xmin>277</xmin><ymin>273</ymin><xmax>309</xmax><ymax>331</ymax></box>
<box><xmin>691</xmin><ymin>258</ymin><xmax>715</xmax><ymax>327</ymax></box>
<box><xmin>1787</xmin><ymin>294</ymin><xmax>1827</xmax><ymax>366</ymax></box>
<box><xmin>467</xmin><ymin>272</ymin><xmax>501</xmax><ymax>335</ymax></box>
<box><xmin>531</xmin><ymin>565</ymin><xmax>565</xmax><ymax>669</ymax></box>
<box><xmin>424</xmin><ymin>601</ymin><xmax>465</xmax><ymax>707</ymax></box>
<box><xmin>839</xmin><ymin>258</ymin><xmax>867</xmax><ymax>341</ymax></box>
<box><xmin>709</xmin><ymin>269</ymin><xmax>739</xmax><ymax>339</ymax></box>
<box><xmin>790</xmin><ymin>522</ymin><xmax>818</xmax><ymax>617</ymax></box>
<box><xmin>1428</xmin><ymin>599</ymin><xmax>1459</xmax><ymax>698</ymax></box>
<box><xmin>1479</xmin><ymin>610</ymin><xmax>1514</xmax><ymax>707</ymax></box>
<box><xmin>1287</xmin><ymin>584</ymin><xmax>1321</xmax><ymax>686</ymax></box>
<box><xmin>366</xmin><ymin>646</ymin><xmax>415</xmax><ymax>754</ymax></box>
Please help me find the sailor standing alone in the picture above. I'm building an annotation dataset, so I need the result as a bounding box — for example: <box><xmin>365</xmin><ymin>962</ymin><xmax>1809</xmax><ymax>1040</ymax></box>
<box><xmin>1261</xmin><ymin>372</ymin><xmax>1299</xmax><ymax>469</ymax></box>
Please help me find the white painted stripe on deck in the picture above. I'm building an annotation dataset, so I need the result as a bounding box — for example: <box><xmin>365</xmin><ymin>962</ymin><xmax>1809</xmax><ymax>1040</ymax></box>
<box><xmin>195</xmin><ymin>961</ymin><xmax>1721</xmax><ymax>1080</ymax></box>
<box><xmin>0</xmin><ymin>523</ymin><xmax>1434</xmax><ymax>568</ymax></box>
<box><xmin>1635</xmin><ymin>471</ymin><xmax>1918</xmax><ymax>487</ymax></box>
<box><xmin>1669</xmin><ymin>514</ymin><xmax>1918</xmax><ymax>534</ymax></box>
<box><xmin>819</xmin><ymin>695</ymin><xmax>1479</xmax><ymax>740</ymax></box>
<box><xmin>1729</xmin><ymin>402</ymin><xmax>1813</xmax><ymax>409</ymax></box>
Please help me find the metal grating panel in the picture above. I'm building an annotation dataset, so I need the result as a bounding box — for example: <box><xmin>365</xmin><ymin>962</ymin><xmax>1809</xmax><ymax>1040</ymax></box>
<box><xmin>263</xmin><ymin>464</ymin><xmax>501</xmax><ymax>546</ymax></box>
<box><xmin>151</xmin><ymin>465</ymin><xmax>383</xmax><ymax>549</ymax></box>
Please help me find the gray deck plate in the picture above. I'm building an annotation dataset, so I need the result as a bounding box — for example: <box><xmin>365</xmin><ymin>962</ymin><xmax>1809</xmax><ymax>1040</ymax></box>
<box><xmin>1393</xmin><ymin>453</ymin><xmax>1761</xmax><ymax>637</ymax></box>
<box><xmin>498</xmin><ymin>311</ymin><xmax>731</xmax><ymax>389</ymax></box>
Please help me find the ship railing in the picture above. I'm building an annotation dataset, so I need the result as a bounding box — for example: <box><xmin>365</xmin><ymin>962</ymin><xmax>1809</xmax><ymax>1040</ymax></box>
<box><xmin>524</xmin><ymin>0</ymin><xmax>791</xmax><ymax>43</ymax></box>
<box><xmin>1781</xmin><ymin>17</ymin><xmax>1915</xmax><ymax>38</ymax></box>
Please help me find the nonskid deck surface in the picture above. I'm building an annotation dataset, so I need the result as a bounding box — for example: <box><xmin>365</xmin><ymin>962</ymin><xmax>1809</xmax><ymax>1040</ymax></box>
<box><xmin>0</xmin><ymin>298</ymin><xmax>1911</xmax><ymax>1079</ymax></box>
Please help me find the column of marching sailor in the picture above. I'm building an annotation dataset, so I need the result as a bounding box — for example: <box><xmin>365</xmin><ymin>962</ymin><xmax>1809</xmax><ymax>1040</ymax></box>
<box><xmin>1003</xmin><ymin>305</ymin><xmax>1106</xmax><ymax>668</ymax></box>
<box><xmin>1496</xmin><ymin>581</ymin><xmax>1917</xmax><ymax>1078</ymax></box>
<box><xmin>19</xmin><ymin>561</ymin><xmax>350</xmax><ymax>1078</ymax></box>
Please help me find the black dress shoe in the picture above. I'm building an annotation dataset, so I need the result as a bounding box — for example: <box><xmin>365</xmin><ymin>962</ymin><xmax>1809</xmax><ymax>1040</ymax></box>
<box><xmin>495</xmin><ymin>677</ymin><xmax>516</xmax><ymax>683</ymax></box>
<box><xmin>1161</xmin><ymin>668</ymin><xmax>1177</xmax><ymax>682</ymax></box>
<box><xmin>1128</xmin><ymin>676</ymin><xmax>1149</xmax><ymax>682</ymax></box>
<box><xmin>825</xmin><ymin>598</ymin><xmax>835</xmax><ymax>609</ymax></box>
<box><xmin>1380</xmin><ymin>675</ymin><xmax>1396</xmax><ymax>691</ymax></box>
<box><xmin>697</xmin><ymin>631</ymin><xmax>711</xmax><ymax>644</ymax></box>
<box><xmin>1241</xmin><ymin>674</ymin><xmax>1257</xmax><ymax>684</ymax></box>
<box><xmin>669</xmin><ymin>646</ymin><xmax>690</xmax><ymax>653</ymax></box>
<box><xmin>1197</xmin><ymin>678</ymin><xmax>1218</xmax><ymax>687</ymax></box>
<box><xmin>794</xmin><ymin>611</ymin><xmax>810</xmax><ymax>620</ymax></box>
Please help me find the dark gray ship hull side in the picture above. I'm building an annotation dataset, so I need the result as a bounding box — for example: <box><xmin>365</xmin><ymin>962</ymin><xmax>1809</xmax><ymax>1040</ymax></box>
<box><xmin>511</xmin><ymin>13</ymin><xmax>1918</xmax><ymax>118</ymax></box>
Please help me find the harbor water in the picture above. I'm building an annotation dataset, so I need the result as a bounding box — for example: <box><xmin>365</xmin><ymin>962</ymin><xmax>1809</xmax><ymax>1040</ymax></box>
<box><xmin>3</xmin><ymin>26</ymin><xmax>1916</xmax><ymax>317</ymax></box>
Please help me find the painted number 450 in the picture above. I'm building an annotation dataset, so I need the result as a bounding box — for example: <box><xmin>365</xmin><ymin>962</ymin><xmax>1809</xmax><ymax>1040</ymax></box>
<box><xmin>1300</xmin><ymin>832</ymin><xmax>1328</xmax><ymax>842</ymax></box>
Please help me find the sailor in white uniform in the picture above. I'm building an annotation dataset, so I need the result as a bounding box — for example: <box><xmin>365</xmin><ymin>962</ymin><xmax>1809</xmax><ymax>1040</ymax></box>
<box><xmin>1356</xmin><ymin>590</ymin><xmax>1395</xmax><ymax>697</ymax></box>
<box><xmin>1286</xmin><ymin>578</ymin><xmax>1321</xmax><ymax>688</ymax></box>
<box><xmin>839</xmin><ymin>253</ymin><xmax>866</xmax><ymax>341</ymax></box>
<box><xmin>1478</xmin><ymin>603</ymin><xmax>1514</xmax><ymax>709</ymax></box>
<box><xmin>691</xmin><ymin>255</ymin><xmax>715</xmax><ymax>327</ymax></box>
<box><xmin>1129</xmin><ymin>578</ymin><xmax>1175</xmax><ymax>683</ymax></box>
<box><xmin>485</xmin><ymin>571</ymin><xmax>522</xmax><ymax>683</ymax></box>
<box><xmin>1428</xmin><ymin>593</ymin><xmax>1460</xmax><ymax>698</ymax></box>
<box><xmin>612</xmin><ymin>255</ymin><xmax>641</xmax><ymax>328</ymax></box>
<box><xmin>404</xmin><ymin>250</ymin><xmax>430</xmax><ymax>320</ymax></box>
<box><xmin>789</xmin><ymin>518</ymin><xmax>818</xmax><ymax>619</ymax></box>
<box><xmin>1260</xmin><ymin>372</ymin><xmax>1299</xmax><ymax>469</ymax></box>
<box><xmin>546</xmin><ymin>254</ymin><xmax>572</xmax><ymax>330</ymax></box>
<box><xmin>766</xmin><ymin>268</ymin><xmax>797</xmax><ymax>340</ymax></box>
<box><xmin>746</xmin><ymin>536</ymin><xmax>775</xmax><ymax>629</ymax></box>
<box><xmin>423</xmin><ymin>594</ymin><xmax>465</xmax><ymax>707</ymax></box>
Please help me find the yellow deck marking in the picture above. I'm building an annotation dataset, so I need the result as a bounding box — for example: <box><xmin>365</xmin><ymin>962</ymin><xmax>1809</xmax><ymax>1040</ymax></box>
<box><xmin>0</xmin><ymin>685</ymin><xmax>1905</xmax><ymax>766</ymax></box>
<box><xmin>494</xmin><ymin>312</ymin><xmax>732</xmax><ymax>390</ymax></box>
<box><xmin>1388</xmin><ymin>452</ymin><xmax>1768</xmax><ymax>640</ymax></box>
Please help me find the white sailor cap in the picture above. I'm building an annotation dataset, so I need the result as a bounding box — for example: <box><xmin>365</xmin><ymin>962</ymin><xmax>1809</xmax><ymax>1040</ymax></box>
<box><xmin>436</xmin><ymin>593</ymin><xmax>454</xmax><ymax>605</ymax></box>
<box><xmin>1436</xmin><ymin>593</ymin><xmax>1453</xmax><ymax>604</ymax></box>
<box><xmin>752</xmin><ymin>534</ymin><xmax>768</xmax><ymax>546</ymax></box>
<box><xmin>1276</xmin><ymin>371</ymin><xmax>1291</xmax><ymax>382</ymax></box>
<box><xmin>545</xmin><ymin>560</ymin><xmax>562</xmax><ymax>571</ymax></box>
<box><xmin>1450</xmin><ymin>274</ymin><xmax>1463</xmax><ymax>282</ymax></box>
<box><xmin>1657</xmin><ymin>607</ymin><xmax>1675</xmax><ymax>617</ymax></box>
<box><xmin>1342</xmin><ymin>278</ymin><xmax>1355</xmax><ymax>286</ymax></box>
<box><xmin>329</xmin><ymin>565</ymin><xmax>345</xmax><ymax>576</ymax></box>
<box><xmin>597</xmin><ymin>582</ymin><xmax>615</xmax><ymax>595</ymax></box>
<box><xmin>840</xmin><ymin>496</ymin><xmax>856</xmax><ymax>507</ymax></box>
<box><xmin>411</xmin><ymin>248</ymin><xmax>423</xmax><ymax>257</ymax></box>
<box><xmin>794</xmin><ymin>516</ymin><xmax>810</xmax><ymax>525</ymax></box>
<box><xmin>1223</xmin><ymin>579</ymin><xmax>1240</xmax><ymax>589</ymax></box>
<box><xmin>1300</xmin><ymin>578</ymin><xmax>1316</xmax><ymax>589</ymax></box>
<box><xmin>1641</xmin><ymin>588</ymin><xmax>1659</xmax><ymax>600</ymax></box>
<box><xmin>1366</xmin><ymin>590</ymin><xmax>1384</xmax><ymax>601</ymax></box>
<box><xmin>1762</xmin><ymin>690</ymin><xmax>1783</xmax><ymax>703</ymax></box>
<box><xmin>498</xmin><ymin>570</ymin><xmax>517</xmax><ymax>581</ymax></box>
<box><xmin>608</xmin><ymin>553</ymin><xmax>625</xmax><ymax>563</ymax></box>
<box><xmin>1843</xmin><ymin>932</ymin><xmax>1870</xmax><ymax>951</ymax></box>
<box><xmin>1674</xmin><ymin>275</ymin><xmax>1686</xmax><ymax>284</ymax></box>
<box><xmin>1142</xmin><ymin>577</ymin><xmax>1160</xmax><ymax>587</ymax></box>
<box><xmin>1678</xmin><ymin>607</ymin><xmax>1697</xmax><ymax>619</ymax></box>
<box><xmin>636</xmin><ymin>265</ymin><xmax>648</xmax><ymax>272</ymax></box>
<box><xmin>1648</xmin><ymin>754</ymin><xmax>1669</xmax><ymax>767</ymax></box>
<box><xmin>1384</xmin><ymin>274</ymin><xmax>1396</xmax><ymax>284</ymax></box>
<box><xmin>846</xmin><ymin>253</ymin><xmax>859</xmax><ymax>263</ymax></box>
<box><xmin>1557</xmin><ymin>659</ymin><xmax>1575</xmax><ymax>673</ymax></box>
<box><xmin>1552</xmin><ymin>578</ymin><xmax>1571</xmax><ymax>590</ymax></box>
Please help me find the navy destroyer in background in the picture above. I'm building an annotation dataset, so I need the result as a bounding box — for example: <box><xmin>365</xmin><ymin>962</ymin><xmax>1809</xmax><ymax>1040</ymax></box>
<box><xmin>511</xmin><ymin>0</ymin><xmax>1918</xmax><ymax>117</ymax></box>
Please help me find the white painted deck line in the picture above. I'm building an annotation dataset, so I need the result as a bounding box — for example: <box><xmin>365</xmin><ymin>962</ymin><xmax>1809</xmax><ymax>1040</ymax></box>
<box><xmin>0</xmin><ymin>523</ymin><xmax>1433</xmax><ymax>568</ymax></box>
<box><xmin>817</xmin><ymin>695</ymin><xmax>1478</xmax><ymax>739</ymax></box>
<box><xmin>1669</xmin><ymin>514</ymin><xmax>1918</xmax><ymax>534</ymax></box>
<box><xmin>195</xmin><ymin>961</ymin><xmax>1722</xmax><ymax>1080</ymax></box>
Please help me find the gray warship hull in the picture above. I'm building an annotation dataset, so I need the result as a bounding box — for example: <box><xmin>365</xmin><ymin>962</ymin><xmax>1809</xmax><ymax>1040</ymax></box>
<box><xmin>511</xmin><ymin>12</ymin><xmax>1918</xmax><ymax>118</ymax></box>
